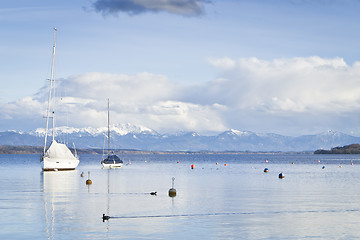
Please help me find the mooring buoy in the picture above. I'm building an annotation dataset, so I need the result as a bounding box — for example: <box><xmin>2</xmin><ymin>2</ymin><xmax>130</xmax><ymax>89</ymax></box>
<box><xmin>278</xmin><ymin>172</ymin><xmax>285</xmax><ymax>179</ymax></box>
<box><xmin>169</xmin><ymin>177</ymin><xmax>176</xmax><ymax>197</ymax></box>
<box><xmin>264</xmin><ymin>168</ymin><xmax>269</xmax><ymax>173</ymax></box>
<box><xmin>86</xmin><ymin>171</ymin><xmax>92</xmax><ymax>185</ymax></box>
<box><xmin>80</xmin><ymin>172</ymin><xmax>85</xmax><ymax>177</ymax></box>
<box><xmin>191</xmin><ymin>164</ymin><xmax>195</xmax><ymax>169</ymax></box>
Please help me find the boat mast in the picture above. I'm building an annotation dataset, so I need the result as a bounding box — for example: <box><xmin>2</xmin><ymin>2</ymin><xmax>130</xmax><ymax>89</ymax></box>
<box><xmin>43</xmin><ymin>28</ymin><xmax>57</xmax><ymax>154</ymax></box>
<box><xmin>51</xmin><ymin>28</ymin><xmax>57</xmax><ymax>142</ymax></box>
<box><xmin>107</xmin><ymin>98</ymin><xmax>110</xmax><ymax>156</ymax></box>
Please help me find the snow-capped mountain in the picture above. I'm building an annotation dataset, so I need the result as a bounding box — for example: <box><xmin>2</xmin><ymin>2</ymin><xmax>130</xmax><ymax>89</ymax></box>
<box><xmin>1</xmin><ymin>126</ymin><xmax>360</xmax><ymax>152</ymax></box>
<box><xmin>31</xmin><ymin>123</ymin><xmax>157</xmax><ymax>137</ymax></box>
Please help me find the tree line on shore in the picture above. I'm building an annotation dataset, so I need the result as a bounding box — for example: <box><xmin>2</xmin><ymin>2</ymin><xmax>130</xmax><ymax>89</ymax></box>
<box><xmin>314</xmin><ymin>144</ymin><xmax>360</xmax><ymax>154</ymax></box>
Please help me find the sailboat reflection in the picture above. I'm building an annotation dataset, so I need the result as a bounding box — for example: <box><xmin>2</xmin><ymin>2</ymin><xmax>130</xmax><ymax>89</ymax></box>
<box><xmin>42</xmin><ymin>171</ymin><xmax>79</xmax><ymax>240</ymax></box>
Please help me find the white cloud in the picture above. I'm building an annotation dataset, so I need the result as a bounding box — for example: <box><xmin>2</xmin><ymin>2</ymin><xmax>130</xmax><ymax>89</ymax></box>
<box><xmin>207</xmin><ymin>56</ymin><xmax>360</xmax><ymax>112</ymax></box>
<box><xmin>3</xmin><ymin>72</ymin><xmax>225</xmax><ymax>134</ymax></box>
<box><xmin>208</xmin><ymin>57</ymin><xmax>235</xmax><ymax>70</ymax></box>
<box><xmin>2</xmin><ymin>56</ymin><xmax>360</xmax><ymax>135</ymax></box>
<box><xmin>204</xmin><ymin>56</ymin><xmax>360</xmax><ymax>135</ymax></box>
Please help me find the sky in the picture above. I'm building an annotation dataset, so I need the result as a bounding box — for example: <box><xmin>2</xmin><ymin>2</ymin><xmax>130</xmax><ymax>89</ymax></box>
<box><xmin>1</xmin><ymin>0</ymin><xmax>360</xmax><ymax>136</ymax></box>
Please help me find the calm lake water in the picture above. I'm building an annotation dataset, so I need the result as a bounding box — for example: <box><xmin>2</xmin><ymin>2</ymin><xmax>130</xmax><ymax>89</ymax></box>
<box><xmin>1</xmin><ymin>153</ymin><xmax>360</xmax><ymax>239</ymax></box>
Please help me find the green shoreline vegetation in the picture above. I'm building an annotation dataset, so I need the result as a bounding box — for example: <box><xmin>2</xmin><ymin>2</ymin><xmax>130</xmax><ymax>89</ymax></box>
<box><xmin>314</xmin><ymin>144</ymin><xmax>360</xmax><ymax>154</ymax></box>
<box><xmin>3</xmin><ymin>145</ymin><xmax>360</xmax><ymax>154</ymax></box>
<box><xmin>0</xmin><ymin>145</ymin><xmax>311</xmax><ymax>155</ymax></box>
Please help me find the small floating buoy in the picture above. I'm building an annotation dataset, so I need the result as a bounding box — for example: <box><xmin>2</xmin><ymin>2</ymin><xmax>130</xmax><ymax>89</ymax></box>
<box><xmin>80</xmin><ymin>172</ymin><xmax>85</xmax><ymax>177</ymax></box>
<box><xmin>86</xmin><ymin>171</ymin><xmax>92</xmax><ymax>185</ymax></box>
<box><xmin>191</xmin><ymin>164</ymin><xmax>195</xmax><ymax>169</ymax></box>
<box><xmin>278</xmin><ymin>172</ymin><xmax>285</xmax><ymax>179</ymax></box>
<box><xmin>339</xmin><ymin>165</ymin><xmax>342</xmax><ymax>168</ymax></box>
<box><xmin>264</xmin><ymin>168</ymin><xmax>269</xmax><ymax>173</ymax></box>
<box><xmin>265</xmin><ymin>160</ymin><xmax>268</xmax><ymax>163</ymax></box>
<box><xmin>291</xmin><ymin>162</ymin><xmax>294</xmax><ymax>164</ymax></box>
<box><xmin>169</xmin><ymin>188</ymin><xmax>176</xmax><ymax>197</ymax></box>
<box><xmin>169</xmin><ymin>177</ymin><xmax>176</xmax><ymax>197</ymax></box>
<box><xmin>318</xmin><ymin>160</ymin><xmax>320</xmax><ymax>163</ymax></box>
<box><xmin>351</xmin><ymin>162</ymin><xmax>354</xmax><ymax>165</ymax></box>
<box><xmin>216</xmin><ymin>162</ymin><xmax>219</xmax><ymax>165</ymax></box>
<box><xmin>322</xmin><ymin>166</ymin><xmax>325</xmax><ymax>169</ymax></box>
<box><xmin>177</xmin><ymin>161</ymin><xmax>180</xmax><ymax>163</ymax></box>
<box><xmin>150</xmin><ymin>192</ymin><xmax>157</xmax><ymax>196</ymax></box>
<box><xmin>224</xmin><ymin>163</ymin><xmax>227</xmax><ymax>166</ymax></box>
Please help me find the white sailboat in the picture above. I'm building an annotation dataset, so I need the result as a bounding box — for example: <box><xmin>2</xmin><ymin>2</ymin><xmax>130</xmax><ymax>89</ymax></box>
<box><xmin>41</xmin><ymin>28</ymin><xmax>79</xmax><ymax>171</ymax></box>
<box><xmin>101</xmin><ymin>99</ymin><xmax>123</xmax><ymax>168</ymax></box>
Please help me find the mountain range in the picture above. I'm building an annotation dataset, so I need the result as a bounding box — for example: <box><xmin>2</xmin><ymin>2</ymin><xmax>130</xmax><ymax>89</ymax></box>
<box><xmin>1</xmin><ymin>124</ymin><xmax>359</xmax><ymax>152</ymax></box>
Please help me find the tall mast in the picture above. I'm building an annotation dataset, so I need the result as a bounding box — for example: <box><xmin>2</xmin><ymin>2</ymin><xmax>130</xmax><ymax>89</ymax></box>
<box><xmin>43</xmin><ymin>28</ymin><xmax>57</xmax><ymax>154</ymax></box>
<box><xmin>107</xmin><ymin>98</ymin><xmax>110</xmax><ymax>156</ymax></box>
<box><xmin>51</xmin><ymin>28</ymin><xmax>57</xmax><ymax>142</ymax></box>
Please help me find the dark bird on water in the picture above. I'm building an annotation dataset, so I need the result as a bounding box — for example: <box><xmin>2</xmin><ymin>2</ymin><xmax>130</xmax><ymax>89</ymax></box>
<box><xmin>103</xmin><ymin>214</ymin><xmax>110</xmax><ymax>222</ymax></box>
<box><xmin>150</xmin><ymin>192</ymin><xmax>157</xmax><ymax>195</ymax></box>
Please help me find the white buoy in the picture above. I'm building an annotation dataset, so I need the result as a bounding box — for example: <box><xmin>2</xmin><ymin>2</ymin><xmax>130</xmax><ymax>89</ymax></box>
<box><xmin>169</xmin><ymin>177</ymin><xmax>176</xmax><ymax>197</ymax></box>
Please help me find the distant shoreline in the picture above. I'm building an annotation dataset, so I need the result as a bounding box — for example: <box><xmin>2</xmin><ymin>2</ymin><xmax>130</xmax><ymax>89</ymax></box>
<box><xmin>314</xmin><ymin>144</ymin><xmax>360</xmax><ymax>154</ymax></box>
<box><xmin>0</xmin><ymin>145</ymin><xmax>313</xmax><ymax>155</ymax></box>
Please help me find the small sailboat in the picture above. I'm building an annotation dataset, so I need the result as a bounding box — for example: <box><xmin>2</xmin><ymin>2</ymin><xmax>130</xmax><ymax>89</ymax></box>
<box><xmin>41</xmin><ymin>28</ymin><xmax>79</xmax><ymax>171</ymax></box>
<box><xmin>101</xmin><ymin>99</ymin><xmax>123</xmax><ymax>169</ymax></box>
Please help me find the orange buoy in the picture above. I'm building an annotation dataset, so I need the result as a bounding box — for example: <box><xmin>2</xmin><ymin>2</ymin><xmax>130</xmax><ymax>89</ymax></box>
<box><xmin>224</xmin><ymin>163</ymin><xmax>227</xmax><ymax>166</ymax></box>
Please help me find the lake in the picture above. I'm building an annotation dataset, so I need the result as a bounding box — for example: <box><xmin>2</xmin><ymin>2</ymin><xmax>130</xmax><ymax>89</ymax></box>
<box><xmin>1</xmin><ymin>153</ymin><xmax>360</xmax><ymax>239</ymax></box>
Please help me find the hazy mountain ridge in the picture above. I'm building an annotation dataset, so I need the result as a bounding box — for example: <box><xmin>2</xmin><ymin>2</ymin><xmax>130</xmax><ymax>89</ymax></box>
<box><xmin>1</xmin><ymin>127</ymin><xmax>359</xmax><ymax>152</ymax></box>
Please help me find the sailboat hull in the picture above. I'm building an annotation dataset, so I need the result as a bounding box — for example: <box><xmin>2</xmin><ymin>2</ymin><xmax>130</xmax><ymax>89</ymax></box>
<box><xmin>101</xmin><ymin>162</ymin><xmax>123</xmax><ymax>169</ymax></box>
<box><xmin>42</xmin><ymin>157</ymin><xmax>79</xmax><ymax>171</ymax></box>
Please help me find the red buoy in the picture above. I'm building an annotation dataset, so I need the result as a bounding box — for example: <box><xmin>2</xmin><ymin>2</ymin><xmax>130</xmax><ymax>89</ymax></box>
<box><xmin>191</xmin><ymin>164</ymin><xmax>195</xmax><ymax>169</ymax></box>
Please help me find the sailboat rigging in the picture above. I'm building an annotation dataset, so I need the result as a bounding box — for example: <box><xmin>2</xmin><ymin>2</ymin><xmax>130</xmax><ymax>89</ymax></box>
<box><xmin>41</xmin><ymin>28</ymin><xmax>79</xmax><ymax>171</ymax></box>
<box><xmin>101</xmin><ymin>99</ymin><xmax>123</xmax><ymax>168</ymax></box>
